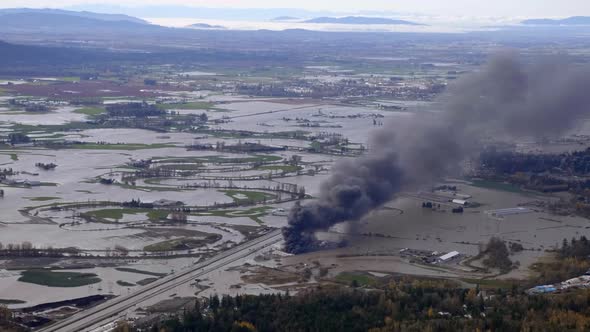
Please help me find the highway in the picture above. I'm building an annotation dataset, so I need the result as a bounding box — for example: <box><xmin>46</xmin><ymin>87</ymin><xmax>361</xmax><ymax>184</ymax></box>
<box><xmin>38</xmin><ymin>229</ymin><xmax>283</xmax><ymax>332</ymax></box>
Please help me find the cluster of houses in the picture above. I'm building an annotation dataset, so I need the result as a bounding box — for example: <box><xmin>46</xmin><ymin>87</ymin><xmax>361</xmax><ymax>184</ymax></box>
<box><xmin>9</xmin><ymin>97</ymin><xmax>66</xmax><ymax>108</ymax></box>
<box><xmin>528</xmin><ymin>269</ymin><xmax>590</xmax><ymax>294</ymax></box>
<box><xmin>399</xmin><ymin>248</ymin><xmax>462</xmax><ymax>264</ymax></box>
<box><xmin>418</xmin><ymin>188</ymin><xmax>472</xmax><ymax>207</ymax></box>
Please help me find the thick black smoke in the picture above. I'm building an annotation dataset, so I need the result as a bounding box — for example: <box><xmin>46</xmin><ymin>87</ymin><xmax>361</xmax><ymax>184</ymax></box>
<box><xmin>283</xmin><ymin>53</ymin><xmax>590</xmax><ymax>254</ymax></box>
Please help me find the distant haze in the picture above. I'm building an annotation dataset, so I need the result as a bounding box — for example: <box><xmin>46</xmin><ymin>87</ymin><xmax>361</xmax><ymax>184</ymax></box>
<box><xmin>1</xmin><ymin>0</ymin><xmax>589</xmax><ymax>18</ymax></box>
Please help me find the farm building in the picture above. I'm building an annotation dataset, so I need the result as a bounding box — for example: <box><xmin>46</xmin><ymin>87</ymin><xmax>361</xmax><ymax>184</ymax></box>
<box><xmin>437</xmin><ymin>251</ymin><xmax>460</xmax><ymax>262</ymax></box>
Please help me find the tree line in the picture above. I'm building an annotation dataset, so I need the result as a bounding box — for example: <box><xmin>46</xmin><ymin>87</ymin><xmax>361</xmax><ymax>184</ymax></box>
<box><xmin>114</xmin><ymin>276</ymin><xmax>590</xmax><ymax>332</ymax></box>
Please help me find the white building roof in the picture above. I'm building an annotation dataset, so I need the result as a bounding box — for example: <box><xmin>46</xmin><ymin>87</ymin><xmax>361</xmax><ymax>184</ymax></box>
<box><xmin>438</xmin><ymin>251</ymin><xmax>460</xmax><ymax>261</ymax></box>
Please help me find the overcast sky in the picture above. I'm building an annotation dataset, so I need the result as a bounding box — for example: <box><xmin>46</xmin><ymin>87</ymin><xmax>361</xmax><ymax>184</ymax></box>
<box><xmin>1</xmin><ymin>0</ymin><xmax>589</xmax><ymax>18</ymax></box>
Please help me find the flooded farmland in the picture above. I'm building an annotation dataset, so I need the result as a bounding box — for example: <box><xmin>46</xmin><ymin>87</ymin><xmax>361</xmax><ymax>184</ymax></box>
<box><xmin>1</xmin><ymin>91</ymin><xmax>589</xmax><ymax>311</ymax></box>
<box><xmin>1</xmin><ymin>52</ymin><xmax>590</xmax><ymax>332</ymax></box>
<box><xmin>0</xmin><ymin>91</ymin><xmax>378</xmax><ymax>309</ymax></box>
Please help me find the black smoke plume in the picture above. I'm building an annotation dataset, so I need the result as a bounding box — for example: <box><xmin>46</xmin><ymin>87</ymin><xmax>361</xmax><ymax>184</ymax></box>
<box><xmin>283</xmin><ymin>52</ymin><xmax>590</xmax><ymax>254</ymax></box>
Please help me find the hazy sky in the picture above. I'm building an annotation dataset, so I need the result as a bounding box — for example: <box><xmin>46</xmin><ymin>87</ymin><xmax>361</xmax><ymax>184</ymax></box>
<box><xmin>1</xmin><ymin>0</ymin><xmax>589</xmax><ymax>17</ymax></box>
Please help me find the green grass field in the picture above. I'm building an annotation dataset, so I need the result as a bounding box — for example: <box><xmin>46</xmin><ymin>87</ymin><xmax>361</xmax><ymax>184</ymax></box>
<box><xmin>143</xmin><ymin>235</ymin><xmax>221</xmax><ymax>252</ymax></box>
<box><xmin>469</xmin><ymin>179</ymin><xmax>526</xmax><ymax>194</ymax></box>
<box><xmin>82</xmin><ymin>208</ymin><xmax>134</xmax><ymax>221</ymax></box>
<box><xmin>58</xmin><ymin>76</ymin><xmax>80</xmax><ymax>82</ymax></box>
<box><xmin>75</xmin><ymin>190</ymin><xmax>95</xmax><ymax>194</ymax></box>
<box><xmin>147</xmin><ymin>210</ymin><xmax>169</xmax><ymax>221</ymax></box>
<box><xmin>25</xmin><ymin>196</ymin><xmax>61</xmax><ymax>202</ymax></box>
<box><xmin>81</xmin><ymin>208</ymin><xmax>169</xmax><ymax>223</ymax></box>
<box><xmin>221</xmin><ymin>190</ymin><xmax>276</xmax><ymax>203</ymax></box>
<box><xmin>459</xmin><ymin>278</ymin><xmax>517</xmax><ymax>289</ymax></box>
<box><xmin>18</xmin><ymin>269</ymin><xmax>101</xmax><ymax>287</ymax></box>
<box><xmin>115</xmin><ymin>267</ymin><xmax>167</xmax><ymax>277</ymax></box>
<box><xmin>136</xmin><ymin>277</ymin><xmax>158</xmax><ymax>286</ymax></box>
<box><xmin>256</xmin><ymin>165</ymin><xmax>301</xmax><ymax>173</ymax></box>
<box><xmin>335</xmin><ymin>272</ymin><xmax>378</xmax><ymax>287</ymax></box>
<box><xmin>0</xmin><ymin>299</ymin><xmax>26</xmax><ymax>305</ymax></box>
<box><xmin>0</xmin><ymin>153</ymin><xmax>20</xmax><ymax>161</ymax></box>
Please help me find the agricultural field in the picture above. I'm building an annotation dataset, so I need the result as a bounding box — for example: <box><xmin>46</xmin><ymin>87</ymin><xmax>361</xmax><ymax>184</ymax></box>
<box><xmin>2</xmin><ymin>36</ymin><xmax>589</xmax><ymax>332</ymax></box>
<box><xmin>0</xmin><ymin>60</ymin><xmax>417</xmax><ymax>313</ymax></box>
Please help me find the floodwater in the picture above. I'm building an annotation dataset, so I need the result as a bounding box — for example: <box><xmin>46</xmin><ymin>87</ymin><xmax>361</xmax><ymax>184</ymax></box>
<box><xmin>210</xmin><ymin>102</ymin><xmax>409</xmax><ymax>144</ymax></box>
<box><xmin>179</xmin><ymin>71</ymin><xmax>218</xmax><ymax>76</ymax></box>
<box><xmin>0</xmin><ymin>107</ymin><xmax>87</xmax><ymax>125</ymax></box>
<box><xmin>0</xmin><ymin>258</ymin><xmax>195</xmax><ymax>309</ymax></box>
<box><xmin>310</xmin><ymin>182</ymin><xmax>590</xmax><ymax>279</ymax></box>
<box><xmin>0</xmin><ymin>94</ymin><xmax>529</xmax><ymax>310</ymax></box>
<box><xmin>0</xmin><ymin>147</ymin><xmax>250</xmax><ymax>223</ymax></box>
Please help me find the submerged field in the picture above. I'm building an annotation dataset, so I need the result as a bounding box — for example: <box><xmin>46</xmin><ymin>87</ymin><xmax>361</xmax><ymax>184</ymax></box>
<box><xmin>2</xmin><ymin>59</ymin><xmax>589</xmax><ymax>329</ymax></box>
<box><xmin>0</xmin><ymin>82</ymin><xmax>390</xmax><ymax>308</ymax></box>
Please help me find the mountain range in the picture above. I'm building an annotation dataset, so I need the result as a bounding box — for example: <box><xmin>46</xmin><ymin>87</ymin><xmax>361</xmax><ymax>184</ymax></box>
<box><xmin>0</xmin><ymin>9</ymin><xmax>163</xmax><ymax>34</ymax></box>
<box><xmin>188</xmin><ymin>23</ymin><xmax>226</xmax><ymax>30</ymax></box>
<box><xmin>67</xmin><ymin>5</ymin><xmax>336</xmax><ymax>21</ymax></box>
<box><xmin>0</xmin><ymin>8</ymin><xmax>147</xmax><ymax>24</ymax></box>
<box><xmin>522</xmin><ymin>16</ymin><xmax>590</xmax><ymax>26</ymax></box>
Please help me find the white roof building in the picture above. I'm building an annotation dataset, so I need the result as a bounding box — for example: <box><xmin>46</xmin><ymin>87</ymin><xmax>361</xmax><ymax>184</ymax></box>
<box><xmin>438</xmin><ymin>251</ymin><xmax>460</xmax><ymax>262</ymax></box>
